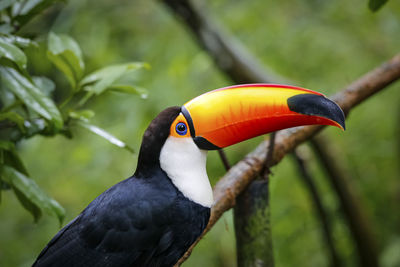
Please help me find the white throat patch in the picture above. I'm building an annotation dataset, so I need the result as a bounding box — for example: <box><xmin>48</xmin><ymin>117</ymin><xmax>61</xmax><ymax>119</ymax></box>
<box><xmin>159</xmin><ymin>136</ymin><xmax>213</xmax><ymax>208</ymax></box>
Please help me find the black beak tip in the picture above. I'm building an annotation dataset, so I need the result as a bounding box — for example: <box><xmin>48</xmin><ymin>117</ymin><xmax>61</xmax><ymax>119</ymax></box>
<box><xmin>287</xmin><ymin>94</ymin><xmax>346</xmax><ymax>130</ymax></box>
<box><xmin>193</xmin><ymin>136</ymin><xmax>221</xmax><ymax>150</ymax></box>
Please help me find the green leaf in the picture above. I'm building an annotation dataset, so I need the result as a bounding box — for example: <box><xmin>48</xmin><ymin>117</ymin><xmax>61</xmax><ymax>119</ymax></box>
<box><xmin>1</xmin><ymin>165</ymin><xmax>65</xmax><ymax>224</ymax></box>
<box><xmin>109</xmin><ymin>84</ymin><xmax>148</xmax><ymax>99</ymax></box>
<box><xmin>369</xmin><ymin>0</ymin><xmax>389</xmax><ymax>11</ymax></box>
<box><xmin>0</xmin><ymin>0</ymin><xmax>14</xmax><ymax>11</ymax></box>
<box><xmin>11</xmin><ymin>0</ymin><xmax>62</xmax><ymax>28</ymax></box>
<box><xmin>80</xmin><ymin>62</ymin><xmax>147</xmax><ymax>87</ymax></box>
<box><xmin>16</xmin><ymin>0</ymin><xmax>53</xmax><ymax>15</ymax></box>
<box><xmin>0</xmin><ymin>111</ymin><xmax>26</xmax><ymax>131</ymax></box>
<box><xmin>47</xmin><ymin>51</ymin><xmax>78</xmax><ymax>88</ymax></box>
<box><xmin>13</xmin><ymin>185</ymin><xmax>42</xmax><ymax>222</ymax></box>
<box><xmin>76</xmin><ymin>121</ymin><xmax>134</xmax><ymax>153</ymax></box>
<box><xmin>80</xmin><ymin>62</ymin><xmax>148</xmax><ymax>94</ymax></box>
<box><xmin>0</xmin><ymin>35</ymin><xmax>36</xmax><ymax>49</ymax></box>
<box><xmin>33</xmin><ymin>76</ymin><xmax>55</xmax><ymax>97</ymax></box>
<box><xmin>0</xmin><ymin>24</ymin><xmax>13</xmax><ymax>34</ymax></box>
<box><xmin>47</xmin><ymin>32</ymin><xmax>84</xmax><ymax>89</ymax></box>
<box><xmin>0</xmin><ymin>66</ymin><xmax>63</xmax><ymax>129</ymax></box>
<box><xmin>0</xmin><ymin>141</ymin><xmax>29</xmax><ymax>175</ymax></box>
<box><xmin>0</xmin><ymin>88</ymin><xmax>16</xmax><ymax>108</ymax></box>
<box><xmin>78</xmin><ymin>62</ymin><xmax>148</xmax><ymax>106</ymax></box>
<box><xmin>0</xmin><ymin>38</ymin><xmax>27</xmax><ymax>69</ymax></box>
<box><xmin>24</xmin><ymin>118</ymin><xmax>47</xmax><ymax>137</ymax></box>
<box><xmin>68</xmin><ymin>109</ymin><xmax>95</xmax><ymax>122</ymax></box>
<box><xmin>0</xmin><ymin>140</ymin><xmax>15</xmax><ymax>151</ymax></box>
<box><xmin>47</xmin><ymin>32</ymin><xmax>83</xmax><ymax>62</ymax></box>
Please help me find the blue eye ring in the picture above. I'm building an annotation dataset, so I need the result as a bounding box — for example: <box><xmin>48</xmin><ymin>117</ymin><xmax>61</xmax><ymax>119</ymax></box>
<box><xmin>176</xmin><ymin>122</ymin><xmax>187</xmax><ymax>136</ymax></box>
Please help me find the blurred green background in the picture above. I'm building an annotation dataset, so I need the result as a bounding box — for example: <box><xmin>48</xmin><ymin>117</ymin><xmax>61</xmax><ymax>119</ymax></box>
<box><xmin>1</xmin><ymin>0</ymin><xmax>400</xmax><ymax>266</ymax></box>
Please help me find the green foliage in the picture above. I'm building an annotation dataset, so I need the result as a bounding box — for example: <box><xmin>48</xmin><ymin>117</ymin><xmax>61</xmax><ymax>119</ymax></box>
<box><xmin>1</xmin><ymin>0</ymin><xmax>63</xmax><ymax>30</ymax></box>
<box><xmin>75</xmin><ymin>121</ymin><xmax>135</xmax><ymax>153</ymax></box>
<box><xmin>369</xmin><ymin>0</ymin><xmax>389</xmax><ymax>11</ymax></box>
<box><xmin>0</xmin><ymin>1</ymin><xmax>147</xmax><ymax>224</ymax></box>
<box><xmin>47</xmin><ymin>32</ymin><xmax>84</xmax><ymax>89</ymax></box>
<box><xmin>79</xmin><ymin>62</ymin><xmax>150</xmax><ymax>105</ymax></box>
<box><xmin>1</xmin><ymin>66</ymin><xmax>64</xmax><ymax>130</ymax></box>
<box><xmin>1</xmin><ymin>165</ymin><xmax>65</xmax><ymax>224</ymax></box>
<box><xmin>0</xmin><ymin>0</ymin><xmax>399</xmax><ymax>266</ymax></box>
<box><xmin>0</xmin><ymin>37</ymin><xmax>27</xmax><ymax>69</ymax></box>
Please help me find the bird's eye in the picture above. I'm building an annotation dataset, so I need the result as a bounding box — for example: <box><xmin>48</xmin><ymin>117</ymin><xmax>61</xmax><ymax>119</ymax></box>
<box><xmin>175</xmin><ymin>122</ymin><xmax>187</xmax><ymax>136</ymax></box>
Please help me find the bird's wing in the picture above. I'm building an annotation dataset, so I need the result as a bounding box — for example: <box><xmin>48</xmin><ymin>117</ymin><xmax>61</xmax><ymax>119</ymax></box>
<box><xmin>33</xmin><ymin>215</ymin><xmax>81</xmax><ymax>265</ymax></box>
<box><xmin>33</xmin><ymin>177</ymin><xmax>178</xmax><ymax>267</ymax></box>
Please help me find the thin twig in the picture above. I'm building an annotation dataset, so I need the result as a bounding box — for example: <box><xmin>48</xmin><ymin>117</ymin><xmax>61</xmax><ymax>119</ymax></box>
<box><xmin>217</xmin><ymin>149</ymin><xmax>231</xmax><ymax>171</ymax></box>
<box><xmin>263</xmin><ymin>132</ymin><xmax>276</xmax><ymax>178</ymax></box>
<box><xmin>310</xmin><ymin>135</ymin><xmax>379</xmax><ymax>267</ymax></box>
<box><xmin>292</xmin><ymin>148</ymin><xmax>341</xmax><ymax>267</ymax></box>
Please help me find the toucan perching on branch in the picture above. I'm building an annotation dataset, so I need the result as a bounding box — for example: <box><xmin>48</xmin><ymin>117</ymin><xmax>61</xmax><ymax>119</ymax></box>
<box><xmin>33</xmin><ymin>84</ymin><xmax>345</xmax><ymax>267</ymax></box>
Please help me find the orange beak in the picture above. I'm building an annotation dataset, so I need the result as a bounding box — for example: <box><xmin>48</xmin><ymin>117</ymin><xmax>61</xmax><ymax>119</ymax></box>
<box><xmin>181</xmin><ymin>84</ymin><xmax>345</xmax><ymax>150</ymax></box>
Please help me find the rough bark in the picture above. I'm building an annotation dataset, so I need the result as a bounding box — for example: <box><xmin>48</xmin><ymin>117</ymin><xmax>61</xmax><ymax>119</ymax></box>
<box><xmin>234</xmin><ymin>178</ymin><xmax>274</xmax><ymax>267</ymax></box>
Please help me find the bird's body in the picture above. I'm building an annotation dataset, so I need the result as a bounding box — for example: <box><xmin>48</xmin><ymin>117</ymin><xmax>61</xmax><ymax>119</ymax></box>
<box><xmin>35</xmin><ymin>170</ymin><xmax>209</xmax><ymax>267</ymax></box>
<box><xmin>33</xmin><ymin>84</ymin><xmax>345</xmax><ymax>267</ymax></box>
<box><xmin>34</xmin><ymin>107</ymin><xmax>211</xmax><ymax>266</ymax></box>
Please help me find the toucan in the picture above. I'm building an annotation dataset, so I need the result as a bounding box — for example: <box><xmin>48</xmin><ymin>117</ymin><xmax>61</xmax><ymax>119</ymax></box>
<box><xmin>33</xmin><ymin>84</ymin><xmax>345</xmax><ymax>267</ymax></box>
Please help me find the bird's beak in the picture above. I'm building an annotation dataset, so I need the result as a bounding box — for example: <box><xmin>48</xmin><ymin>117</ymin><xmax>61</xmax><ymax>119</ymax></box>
<box><xmin>181</xmin><ymin>84</ymin><xmax>345</xmax><ymax>150</ymax></box>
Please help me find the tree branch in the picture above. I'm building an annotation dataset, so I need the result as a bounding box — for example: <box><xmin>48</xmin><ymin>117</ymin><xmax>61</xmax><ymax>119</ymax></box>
<box><xmin>176</xmin><ymin>53</ymin><xmax>400</xmax><ymax>264</ymax></box>
<box><xmin>161</xmin><ymin>1</ymin><xmax>400</xmax><ymax>265</ymax></box>
<box><xmin>211</xmin><ymin>52</ymin><xmax>400</xmax><ymax>233</ymax></box>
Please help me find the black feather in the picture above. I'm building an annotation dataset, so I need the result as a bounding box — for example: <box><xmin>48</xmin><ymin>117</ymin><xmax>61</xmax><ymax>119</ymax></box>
<box><xmin>33</xmin><ymin>107</ymin><xmax>211</xmax><ymax>267</ymax></box>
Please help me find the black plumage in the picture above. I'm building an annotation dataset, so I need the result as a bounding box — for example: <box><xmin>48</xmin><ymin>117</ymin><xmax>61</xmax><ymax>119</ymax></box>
<box><xmin>33</xmin><ymin>107</ymin><xmax>210</xmax><ymax>267</ymax></box>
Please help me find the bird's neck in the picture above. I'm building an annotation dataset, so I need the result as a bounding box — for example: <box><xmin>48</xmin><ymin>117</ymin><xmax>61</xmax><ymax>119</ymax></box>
<box><xmin>159</xmin><ymin>136</ymin><xmax>213</xmax><ymax>208</ymax></box>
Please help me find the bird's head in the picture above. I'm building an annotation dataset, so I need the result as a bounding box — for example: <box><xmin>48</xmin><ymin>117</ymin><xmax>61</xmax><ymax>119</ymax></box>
<box><xmin>168</xmin><ymin>84</ymin><xmax>344</xmax><ymax>150</ymax></box>
<box><xmin>135</xmin><ymin>84</ymin><xmax>345</xmax><ymax>206</ymax></box>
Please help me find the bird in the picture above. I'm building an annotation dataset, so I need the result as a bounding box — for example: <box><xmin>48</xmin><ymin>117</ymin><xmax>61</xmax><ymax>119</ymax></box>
<box><xmin>33</xmin><ymin>84</ymin><xmax>345</xmax><ymax>267</ymax></box>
